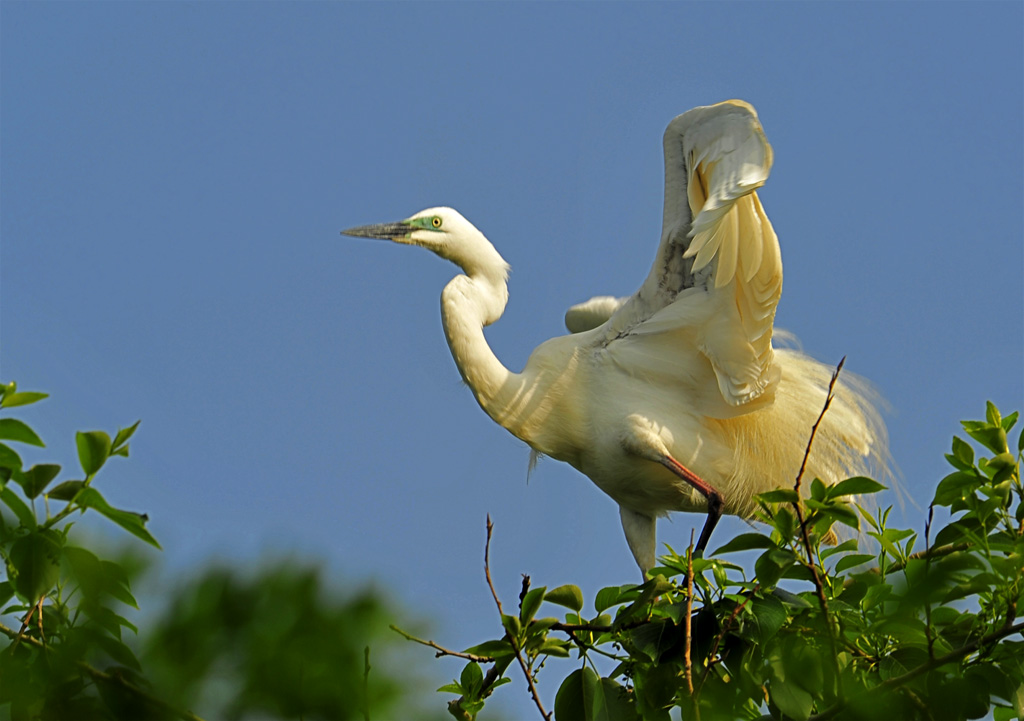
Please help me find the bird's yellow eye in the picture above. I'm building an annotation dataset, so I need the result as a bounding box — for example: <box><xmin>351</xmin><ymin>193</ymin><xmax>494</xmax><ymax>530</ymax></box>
<box><xmin>431</xmin><ymin>216</ymin><xmax>442</xmax><ymax>229</ymax></box>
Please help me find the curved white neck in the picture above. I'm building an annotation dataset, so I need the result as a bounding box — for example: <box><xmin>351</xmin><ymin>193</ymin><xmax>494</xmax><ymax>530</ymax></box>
<box><xmin>440</xmin><ymin>268</ymin><xmax>525</xmax><ymax>430</ymax></box>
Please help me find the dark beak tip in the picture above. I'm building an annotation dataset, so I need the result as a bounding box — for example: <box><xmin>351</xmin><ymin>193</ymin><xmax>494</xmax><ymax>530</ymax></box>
<box><xmin>339</xmin><ymin>221</ymin><xmax>409</xmax><ymax>241</ymax></box>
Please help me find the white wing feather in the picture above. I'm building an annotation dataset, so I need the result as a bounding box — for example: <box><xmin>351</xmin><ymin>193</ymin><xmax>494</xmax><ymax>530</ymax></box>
<box><xmin>565</xmin><ymin>296</ymin><xmax>628</xmax><ymax>333</ymax></box>
<box><xmin>601</xmin><ymin>100</ymin><xmax>783</xmax><ymax>409</ymax></box>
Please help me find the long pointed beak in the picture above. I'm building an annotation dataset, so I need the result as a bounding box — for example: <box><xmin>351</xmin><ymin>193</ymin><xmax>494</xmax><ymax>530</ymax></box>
<box><xmin>340</xmin><ymin>221</ymin><xmax>411</xmax><ymax>241</ymax></box>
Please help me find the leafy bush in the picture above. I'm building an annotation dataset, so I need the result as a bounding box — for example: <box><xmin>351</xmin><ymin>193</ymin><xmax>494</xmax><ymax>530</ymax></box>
<box><xmin>0</xmin><ymin>382</ymin><xmax>438</xmax><ymax>721</ymax></box>
<box><xmin>0</xmin><ymin>382</ymin><xmax>159</xmax><ymax>718</ymax></box>
<box><xmin>415</xmin><ymin>402</ymin><xmax>1024</xmax><ymax>721</ymax></box>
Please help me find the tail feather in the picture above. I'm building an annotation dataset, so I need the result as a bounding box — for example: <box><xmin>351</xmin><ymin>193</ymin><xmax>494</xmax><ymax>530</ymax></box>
<box><xmin>711</xmin><ymin>346</ymin><xmax>895</xmax><ymax>518</ymax></box>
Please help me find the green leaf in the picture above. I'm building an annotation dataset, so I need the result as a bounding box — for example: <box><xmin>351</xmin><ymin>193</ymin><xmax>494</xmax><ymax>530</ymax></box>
<box><xmin>100</xmin><ymin>560</ymin><xmax>139</xmax><ymax>609</ymax></box>
<box><xmin>76</xmin><ymin>430</ymin><xmax>111</xmax><ymax>475</ymax></box>
<box><xmin>0</xmin><ymin>391</ymin><xmax>49</xmax><ymax>409</ymax></box>
<box><xmin>111</xmin><ymin>420</ymin><xmax>141</xmax><ymax>453</ymax></box>
<box><xmin>749</xmin><ymin>592</ymin><xmax>787</xmax><ymax>643</ymax></box>
<box><xmin>995</xmin><ymin>707</ymin><xmax>1020</xmax><ymax>721</ymax></box>
<box><xmin>520</xmin><ymin>586</ymin><xmax>546</xmax><ymax>624</ymax></box>
<box><xmin>17</xmin><ymin>464</ymin><xmax>61</xmax><ymax>499</ymax></box>
<box><xmin>463</xmin><ymin>639</ymin><xmax>515</xmax><ymax>658</ymax></box>
<box><xmin>529</xmin><ymin>616</ymin><xmax>560</xmax><ymax>632</ymax></box>
<box><xmin>555</xmin><ymin>668</ymin><xmax>636</xmax><ymax>721</ymax></box>
<box><xmin>501</xmin><ymin>613</ymin><xmax>521</xmax><ymax>638</ymax></box>
<box><xmin>1001</xmin><ymin>410</ymin><xmax>1018</xmax><ymax>432</ymax></box>
<box><xmin>826</xmin><ymin>476</ymin><xmax>887</xmax><ymax>498</ymax></box>
<box><xmin>110</xmin><ymin>612</ymin><xmax>138</xmax><ymax>635</ymax></box>
<box><xmin>820</xmin><ymin>538</ymin><xmax>860</xmax><ymax>559</ymax></box>
<box><xmin>771</xmin><ymin>587</ymin><xmax>813</xmax><ymax>608</ymax></box>
<box><xmin>95</xmin><ymin>634</ymin><xmax>141</xmax><ymax>671</ymax></box>
<box><xmin>952</xmin><ymin>436</ymin><xmax>975</xmax><ymax>467</ymax></box>
<box><xmin>1</xmin><ymin>486</ymin><xmax>36</xmax><ymax>528</ymax></box>
<box><xmin>771</xmin><ymin>678</ymin><xmax>814</xmax><ymax>721</ymax></box>
<box><xmin>0</xmin><ymin>418</ymin><xmax>44</xmax><ymax>447</ymax></box>
<box><xmin>806</xmin><ymin>500</ymin><xmax>860</xmax><ymax>530</ymax></box>
<box><xmin>933</xmin><ymin>471</ymin><xmax>980</xmax><ymax>506</ymax></box>
<box><xmin>0</xmin><ymin>581</ymin><xmax>14</xmax><ymax>608</ymax></box>
<box><xmin>545</xmin><ymin>584</ymin><xmax>584</xmax><ymax>613</ymax></box>
<box><xmin>712</xmin><ymin>533</ymin><xmax>777</xmax><ymax>555</ymax></box>
<box><xmin>630</xmin><ymin>618</ymin><xmax>681</xmax><ymax>663</ymax></box>
<box><xmin>437</xmin><ymin>682</ymin><xmax>463</xmax><ymax>695</ymax></box>
<box><xmin>46</xmin><ymin>480</ymin><xmax>85</xmax><ymax>501</ymax></box>
<box><xmin>755</xmin><ymin>547</ymin><xmax>796</xmax><ymax>589</ymax></box>
<box><xmin>595</xmin><ymin>586</ymin><xmax>624</xmax><ymax>613</ymax></box>
<box><xmin>538</xmin><ymin>639</ymin><xmax>571</xmax><ymax>657</ymax></box>
<box><xmin>556</xmin><ymin>668</ymin><xmax>590</xmax><ymax>721</ymax></box>
<box><xmin>774</xmin><ymin>505</ymin><xmax>795</xmax><ymax>539</ymax></box>
<box><xmin>810</xmin><ymin>477</ymin><xmax>827</xmax><ymax>501</ymax></box>
<box><xmin>591</xmin><ymin>675</ymin><xmax>637</xmax><ymax>721</ymax></box>
<box><xmin>758</xmin><ymin>488</ymin><xmax>800</xmax><ymax>504</ymax></box>
<box><xmin>76</xmin><ymin>487</ymin><xmax>161</xmax><ymax>548</ymax></box>
<box><xmin>962</xmin><ymin>421</ymin><xmax>1008</xmax><ymax>455</ymax></box>
<box><xmin>8</xmin><ymin>529</ymin><xmax>63</xmax><ymax>602</ymax></box>
<box><xmin>460</xmin><ymin>661</ymin><xmax>483</xmax><ymax>696</ymax></box>
<box><xmin>834</xmin><ymin>553</ymin><xmax>876</xmax><ymax>573</ymax></box>
<box><xmin>0</xmin><ymin>442</ymin><xmax>22</xmax><ymax>472</ymax></box>
<box><xmin>64</xmin><ymin>546</ymin><xmax>138</xmax><ymax>609</ymax></box>
<box><xmin>986</xmin><ymin>401</ymin><xmax>1002</xmax><ymax>428</ymax></box>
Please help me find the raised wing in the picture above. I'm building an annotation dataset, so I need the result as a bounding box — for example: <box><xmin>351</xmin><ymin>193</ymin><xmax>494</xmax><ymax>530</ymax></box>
<box><xmin>603</xmin><ymin>100</ymin><xmax>783</xmax><ymax>408</ymax></box>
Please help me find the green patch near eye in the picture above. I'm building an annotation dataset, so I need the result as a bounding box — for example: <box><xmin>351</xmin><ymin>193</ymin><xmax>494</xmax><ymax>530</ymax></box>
<box><xmin>407</xmin><ymin>216</ymin><xmax>443</xmax><ymax>231</ymax></box>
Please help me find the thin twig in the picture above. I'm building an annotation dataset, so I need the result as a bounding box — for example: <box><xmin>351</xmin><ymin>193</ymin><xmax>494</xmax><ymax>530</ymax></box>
<box><xmin>791</xmin><ymin>357</ymin><xmax>845</xmax><ymax>700</ymax></box>
<box><xmin>560</xmin><ymin>627</ymin><xmax>626</xmax><ymax>661</ymax></box>
<box><xmin>883</xmin><ymin>541</ymin><xmax>971</xmax><ymax>575</ymax></box>
<box><xmin>0</xmin><ymin>621</ymin><xmax>206</xmax><ymax>721</ymax></box>
<box><xmin>923</xmin><ymin>508</ymin><xmax>935</xmax><ymax>662</ymax></box>
<box><xmin>684</xmin><ymin>531</ymin><xmax>700</xmax><ymax>721</ymax></box>
<box><xmin>794</xmin><ymin>356</ymin><xmax>844</xmax><ymax>494</ymax></box>
<box><xmin>389</xmin><ymin>625</ymin><xmax>494</xmax><ymax>663</ymax></box>
<box><xmin>549</xmin><ymin>619</ymin><xmax>647</xmax><ymax>634</ymax></box>
<box><xmin>484</xmin><ymin>515</ymin><xmax>551</xmax><ymax>721</ymax></box>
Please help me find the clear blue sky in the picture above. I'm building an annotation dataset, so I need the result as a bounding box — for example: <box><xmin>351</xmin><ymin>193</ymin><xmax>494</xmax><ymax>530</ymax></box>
<box><xmin>2</xmin><ymin>2</ymin><xmax>1022</xmax><ymax>716</ymax></box>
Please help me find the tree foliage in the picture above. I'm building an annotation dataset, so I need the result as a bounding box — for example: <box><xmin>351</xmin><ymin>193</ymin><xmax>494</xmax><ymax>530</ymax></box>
<box><xmin>3</xmin><ymin>379</ymin><xmax>1022</xmax><ymax>720</ymax></box>
<box><xmin>416</xmin><ymin>402</ymin><xmax>1024</xmax><ymax>721</ymax></box>
<box><xmin>0</xmin><ymin>382</ymin><xmax>438</xmax><ymax>720</ymax></box>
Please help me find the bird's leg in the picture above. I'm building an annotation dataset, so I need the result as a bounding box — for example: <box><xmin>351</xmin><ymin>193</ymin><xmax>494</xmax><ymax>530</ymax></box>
<box><xmin>619</xmin><ymin>506</ymin><xmax>657</xmax><ymax>577</ymax></box>
<box><xmin>659</xmin><ymin>455</ymin><xmax>724</xmax><ymax>555</ymax></box>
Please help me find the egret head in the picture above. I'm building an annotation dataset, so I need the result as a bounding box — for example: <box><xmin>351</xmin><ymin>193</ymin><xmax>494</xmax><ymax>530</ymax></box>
<box><xmin>342</xmin><ymin>207</ymin><xmax>508</xmax><ymax>280</ymax></box>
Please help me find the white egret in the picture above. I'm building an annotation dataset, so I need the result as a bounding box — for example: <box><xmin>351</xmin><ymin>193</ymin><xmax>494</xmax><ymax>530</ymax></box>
<box><xmin>343</xmin><ymin>100</ymin><xmax>887</xmax><ymax>574</ymax></box>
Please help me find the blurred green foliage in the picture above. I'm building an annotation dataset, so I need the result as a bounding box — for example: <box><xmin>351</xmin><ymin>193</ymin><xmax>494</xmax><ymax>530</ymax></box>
<box><xmin>0</xmin><ymin>382</ymin><xmax>442</xmax><ymax>720</ymax></box>
<box><xmin>140</xmin><ymin>563</ymin><xmax>403</xmax><ymax>720</ymax></box>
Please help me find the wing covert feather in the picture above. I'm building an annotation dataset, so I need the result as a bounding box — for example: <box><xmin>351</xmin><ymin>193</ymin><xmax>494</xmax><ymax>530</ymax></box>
<box><xmin>609</xmin><ymin>100</ymin><xmax>783</xmax><ymax>409</ymax></box>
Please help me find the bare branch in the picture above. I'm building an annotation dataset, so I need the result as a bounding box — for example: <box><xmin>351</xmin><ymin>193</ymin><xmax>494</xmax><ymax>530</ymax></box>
<box><xmin>389</xmin><ymin>624</ymin><xmax>495</xmax><ymax>663</ymax></box>
<box><xmin>794</xmin><ymin>355</ymin><xmax>844</xmax><ymax>495</ymax></box>
<box><xmin>790</xmin><ymin>357</ymin><xmax>845</xmax><ymax>699</ymax></box>
<box><xmin>684</xmin><ymin>531</ymin><xmax>700</xmax><ymax>721</ymax></box>
<box><xmin>485</xmin><ymin>515</ymin><xmax>551</xmax><ymax>721</ymax></box>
